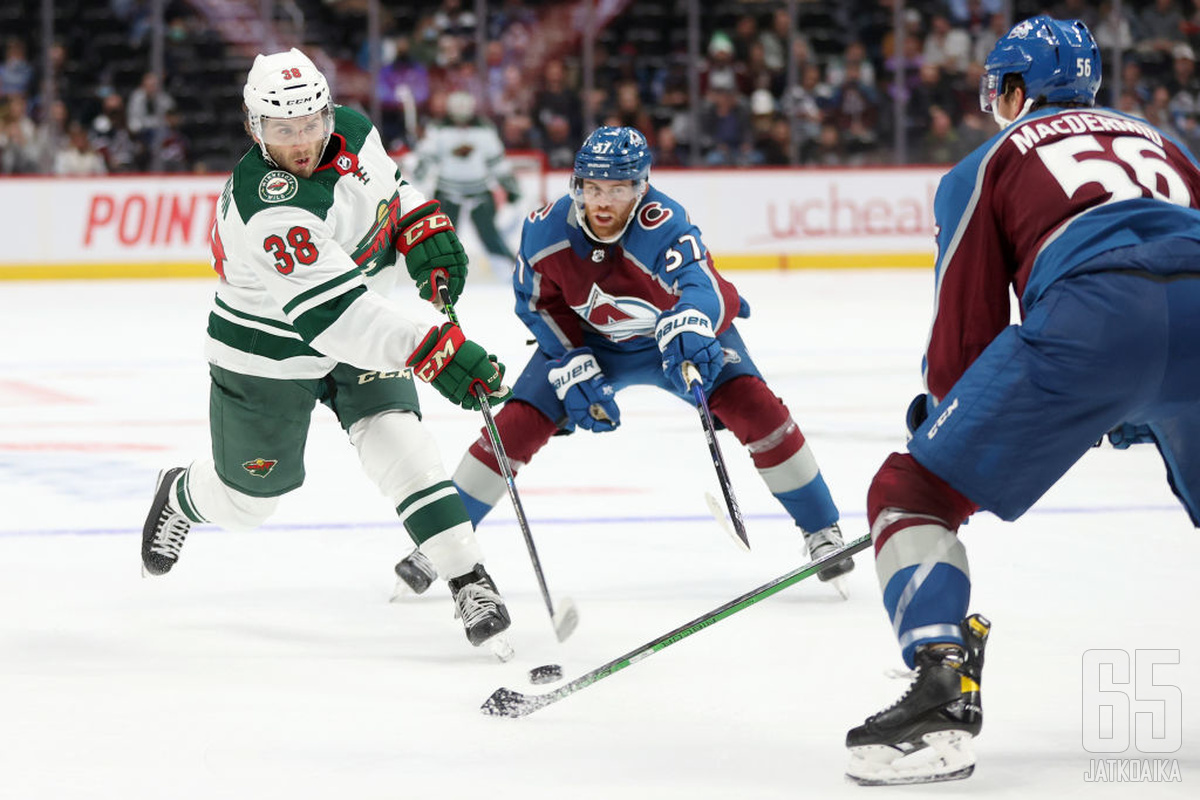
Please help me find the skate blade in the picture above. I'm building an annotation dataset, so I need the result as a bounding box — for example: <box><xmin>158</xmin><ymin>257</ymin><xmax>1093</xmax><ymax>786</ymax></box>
<box><xmin>488</xmin><ymin>636</ymin><xmax>516</xmax><ymax>663</ymax></box>
<box><xmin>830</xmin><ymin>576</ymin><xmax>850</xmax><ymax>600</ymax></box>
<box><xmin>846</xmin><ymin>730</ymin><xmax>976</xmax><ymax>786</ymax></box>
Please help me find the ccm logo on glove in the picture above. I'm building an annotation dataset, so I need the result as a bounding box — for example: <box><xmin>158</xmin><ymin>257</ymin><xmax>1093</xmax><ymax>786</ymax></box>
<box><xmin>410</xmin><ymin>324</ymin><xmax>465</xmax><ymax>382</ymax></box>
<box><xmin>396</xmin><ymin>209</ymin><xmax>454</xmax><ymax>253</ymax></box>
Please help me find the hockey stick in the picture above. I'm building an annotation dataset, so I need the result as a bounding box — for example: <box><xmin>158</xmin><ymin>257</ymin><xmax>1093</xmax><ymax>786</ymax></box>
<box><xmin>434</xmin><ymin>276</ymin><xmax>579</xmax><ymax>642</ymax></box>
<box><xmin>682</xmin><ymin>362</ymin><xmax>750</xmax><ymax>551</ymax></box>
<box><xmin>480</xmin><ymin>532</ymin><xmax>871</xmax><ymax>718</ymax></box>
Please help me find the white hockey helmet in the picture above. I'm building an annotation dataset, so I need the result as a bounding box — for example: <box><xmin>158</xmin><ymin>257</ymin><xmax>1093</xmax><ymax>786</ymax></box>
<box><xmin>446</xmin><ymin>91</ymin><xmax>476</xmax><ymax>123</ymax></box>
<box><xmin>243</xmin><ymin>48</ymin><xmax>334</xmax><ymax>162</ymax></box>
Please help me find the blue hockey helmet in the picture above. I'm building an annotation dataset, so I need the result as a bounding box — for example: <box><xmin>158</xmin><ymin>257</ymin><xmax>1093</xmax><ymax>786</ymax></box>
<box><xmin>980</xmin><ymin>16</ymin><xmax>1101</xmax><ymax>114</ymax></box>
<box><xmin>573</xmin><ymin>126</ymin><xmax>652</xmax><ymax>184</ymax></box>
<box><xmin>571</xmin><ymin>126</ymin><xmax>652</xmax><ymax>242</ymax></box>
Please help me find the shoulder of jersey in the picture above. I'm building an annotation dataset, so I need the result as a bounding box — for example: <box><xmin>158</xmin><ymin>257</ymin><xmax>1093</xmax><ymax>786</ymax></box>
<box><xmin>227</xmin><ymin>107</ymin><xmax>371</xmax><ymax>225</ymax></box>
<box><xmin>522</xmin><ymin>194</ymin><xmax>575</xmax><ymax>247</ymax></box>
<box><xmin>630</xmin><ymin>185</ymin><xmax>690</xmax><ymax>237</ymax></box>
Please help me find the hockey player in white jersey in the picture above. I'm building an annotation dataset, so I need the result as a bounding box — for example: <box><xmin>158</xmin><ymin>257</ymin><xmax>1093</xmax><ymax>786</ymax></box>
<box><xmin>413</xmin><ymin>91</ymin><xmax>521</xmax><ymax>278</ymax></box>
<box><xmin>139</xmin><ymin>49</ymin><xmax>515</xmax><ymax>652</ymax></box>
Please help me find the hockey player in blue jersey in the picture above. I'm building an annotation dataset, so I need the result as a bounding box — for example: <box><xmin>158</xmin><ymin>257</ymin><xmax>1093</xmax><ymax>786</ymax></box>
<box><xmin>845</xmin><ymin>17</ymin><xmax>1200</xmax><ymax>785</ymax></box>
<box><xmin>392</xmin><ymin>125</ymin><xmax>853</xmax><ymax>596</ymax></box>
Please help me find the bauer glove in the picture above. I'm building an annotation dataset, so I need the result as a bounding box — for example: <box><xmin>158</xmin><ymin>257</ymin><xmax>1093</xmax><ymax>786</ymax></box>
<box><xmin>395</xmin><ymin>200</ymin><xmax>468</xmax><ymax>307</ymax></box>
<box><xmin>655</xmin><ymin>305</ymin><xmax>724</xmax><ymax>394</ymax></box>
<box><xmin>547</xmin><ymin>347</ymin><xmax>620</xmax><ymax>433</ymax></box>
<box><xmin>407</xmin><ymin>323</ymin><xmax>511</xmax><ymax>410</ymax></box>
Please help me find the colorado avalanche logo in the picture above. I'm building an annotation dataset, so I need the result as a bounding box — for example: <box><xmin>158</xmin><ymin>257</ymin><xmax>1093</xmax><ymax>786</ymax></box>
<box><xmin>570</xmin><ymin>284</ymin><xmax>659</xmax><ymax>342</ymax></box>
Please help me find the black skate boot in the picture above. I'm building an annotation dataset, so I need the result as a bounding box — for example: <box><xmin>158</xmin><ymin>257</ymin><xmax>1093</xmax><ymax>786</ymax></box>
<box><xmin>448</xmin><ymin>564</ymin><xmax>512</xmax><ymax>649</ymax></box>
<box><xmin>846</xmin><ymin>613</ymin><xmax>991</xmax><ymax>786</ymax></box>
<box><xmin>141</xmin><ymin>467</ymin><xmax>191</xmax><ymax>576</ymax></box>
<box><xmin>390</xmin><ymin>549</ymin><xmax>438</xmax><ymax>599</ymax></box>
<box><xmin>803</xmin><ymin>523</ymin><xmax>855</xmax><ymax>585</ymax></box>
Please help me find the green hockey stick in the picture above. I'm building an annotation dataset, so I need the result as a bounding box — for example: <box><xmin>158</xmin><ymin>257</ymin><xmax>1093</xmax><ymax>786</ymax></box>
<box><xmin>480</xmin><ymin>532</ymin><xmax>871</xmax><ymax>718</ymax></box>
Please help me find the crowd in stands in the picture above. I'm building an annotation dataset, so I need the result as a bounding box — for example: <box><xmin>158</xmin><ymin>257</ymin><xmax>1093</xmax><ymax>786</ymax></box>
<box><xmin>5</xmin><ymin>0</ymin><xmax>1200</xmax><ymax>176</ymax></box>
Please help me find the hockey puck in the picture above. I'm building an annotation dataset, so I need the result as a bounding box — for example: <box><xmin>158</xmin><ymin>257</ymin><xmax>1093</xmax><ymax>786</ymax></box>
<box><xmin>528</xmin><ymin>664</ymin><xmax>564</xmax><ymax>685</ymax></box>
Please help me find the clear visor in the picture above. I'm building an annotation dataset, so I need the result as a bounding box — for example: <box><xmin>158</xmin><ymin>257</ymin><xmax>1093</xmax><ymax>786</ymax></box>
<box><xmin>979</xmin><ymin>72</ymin><xmax>1001</xmax><ymax>113</ymax></box>
<box><xmin>571</xmin><ymin>177</ymin><xmax>643</xmax><ymax>204</ymax></box>
<box><xmin>257</xmin><ymin>106</ymin><xmax>334</xmax><ymax>147</ymax></box>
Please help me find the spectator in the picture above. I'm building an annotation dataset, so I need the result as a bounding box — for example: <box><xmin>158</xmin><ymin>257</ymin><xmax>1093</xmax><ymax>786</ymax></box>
<box><xmin>157</xmin><ymin>110</ymin><xmax>190</xmax><ymax>172</ymax></box>
<box><xmin>533</xmin><ymin>58</ymin><xmax>581</xmax><ymax>143</ymax></box>
<box><xmin>55</xmin><ymin>120</ymin><xmax>107</xmax><ymax>176</ymax></box>
<box><xmin>701</xmin><ymin>32</ymin><xmax>749</xmax><ymax>97</ymax></box>
<box><xmin>923</xmin><ymin>14</ymin><xmax>972</xmax><ymax>76</ymax></box>
<box><xmin>917</xmin><ymin>105</ymin><xmax>970</xmax><ymax>165</ymax></box>
<box><xmin>700</xmin><ymin>76</ymin><xmax>750</xmax><ymax>165</ymax></box>
<box><xmin>782</xmin><ymin>62</ymin><xmax>831</xmax><ymax>147</ymax></box>
<box><xmin>946</xmin><ymin>0</ymin><xmax>1003</xmax><ymax>32</ymax></box>
<box><xmin>757</xmin><ymin>116</ymin><xmax>795</xmax><ymax>166</ymax></box>
<box><xmin>0</xmin><ymin>94</ymin><xmax>39</xmax><ymax>174</ymax></box>
<box><xmin>759</xmin><ymin>9</ymin><xmax>798</xmax><ymax>75</ymax></box>
<box><xmin>972</xmin><ymin>13</ymin><xmax>1009</xmax><ymax>67</ymax></box>
<box><xmin>0</xmin><ymin>37</ymin><xmax>34</xmax><ymax>99</ymax></box>
<box><xmin>542</xmin><ymin>113</ymin><xmax>575</xmax><ymax>169</ymax></box>
<box><xmin>827</xmin><ymin>41</ymin><xmax>876</xmax><ymax>91</ymax></box>
<box><xmin>127</xmin><ymin>72</ymin><xmax>176</xmax><ymax>150</ymax></box>
<box><xmin>1138</xmin><ymin>0</ymin><xmax>1187</xmax><ymax>73</ymax></box>
<box><xmin>1093</xmin><ymin>1</ymin><xmax>1136</xmax><ymax>64</ymax></box>
<box><xmin>378</xmin><ymin>36</ymin><xmax>431</xmax><ymax>147</ymax></box>
<box><xmin>90</xmin><ymin>92</ymin><xmax>141</xmax><ymax>173</ymax></box>
<box><xmin>803</xmin><ymin>122</ymin><xmax>845</xmax><ymax>167</ymax></box>
<box><xmin>652</xmin><ymin>124</ymin><xmax>689</xmax><ymax>167</ymax></box>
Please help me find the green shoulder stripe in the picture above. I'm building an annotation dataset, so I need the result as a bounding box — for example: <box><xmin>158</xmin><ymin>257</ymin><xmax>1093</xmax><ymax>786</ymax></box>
<box><xmin>334</xmin><ymin>105</ymin><xmax>374</xmax><ymax>153</ymax></box>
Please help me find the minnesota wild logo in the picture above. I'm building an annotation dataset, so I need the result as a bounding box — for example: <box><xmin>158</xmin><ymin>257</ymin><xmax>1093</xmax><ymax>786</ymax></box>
<box><xmin>352</xmin><ymin>193</ymin><xmax>402</xmax><ymax>274</ymax></box>
<box><xmin>258</xmin><ymin>170</ymin><xmax>298</xmax><ymax>203</ymax></box>
<box><xmin>242</xmin><ymin>457</ymin><xmax>278</xmax><ymax>477</ymax></box>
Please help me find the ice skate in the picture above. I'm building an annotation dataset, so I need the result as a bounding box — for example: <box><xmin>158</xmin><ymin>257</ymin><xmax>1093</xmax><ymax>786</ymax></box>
<box><xmin>390</xmin><ymin>549</ymin><xmax>438</xmax><ymax>600</ymax></box>
<box><xmin>802</xmin><ymin>523</ymin><xmax>854</xmax><ymax>597</ymax></box>
<box><xmin>448</xmin><ymin>564</ymin><xmax>512</xmax><ymax>652</ymax></box>
<box><xmin>141</xmin><ymin>467</ymin><xmax>191</xmax><ymax>576</ymax></box>
<box><xmin>846</xmin><ymin>614</ymin><xmax>991</xmax><ymax>786</ymax></box>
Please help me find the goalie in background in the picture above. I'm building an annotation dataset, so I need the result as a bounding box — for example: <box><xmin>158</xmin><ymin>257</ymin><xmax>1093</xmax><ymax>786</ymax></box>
<box><xmin>139</xmin><ymin>48</ymin><xmax>515</xmax><ymax>654</ymax></box>
<box><xmin>412</xmin><ymin>91</ymin><xmax>521</xmax><ymax>280</ymax></box>
<box><xmin>847</xmin><ymin>16</ymin><xmax>1200</xmax><ymax>785</ymax></box>
<box><xmin>392</xmin><ymin>124</ymin><xmax>853</xmax><ymax>598</ymax></box>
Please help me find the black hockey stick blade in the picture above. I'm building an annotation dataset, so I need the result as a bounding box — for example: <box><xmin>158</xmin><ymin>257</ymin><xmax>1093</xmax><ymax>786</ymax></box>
<box><xmin>682</xmin><ymin>362</ymin><xmax>750</xmax><ymax>550</ymax></box>
<box><xmin>480</xmin><ymin>532</ymin><xmax>871</xmax><ymax>718</ymax></box>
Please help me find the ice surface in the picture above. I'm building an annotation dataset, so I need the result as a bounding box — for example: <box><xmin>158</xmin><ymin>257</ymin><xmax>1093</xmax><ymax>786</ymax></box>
<box><xmin>0</xmin><ymin>271</ymin><xmax>1195</xmax><ymax>798</ymax></box>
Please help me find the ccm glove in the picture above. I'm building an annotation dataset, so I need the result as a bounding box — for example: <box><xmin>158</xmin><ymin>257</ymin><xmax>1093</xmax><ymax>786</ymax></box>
<box><xmin>547</xmin><ymin>347</ymin><xmax>620</xmax><ymax>433</ymax></box>
<box><xmin>655</xmin><ymin>305</ymin><xmax>724</xmax><ymax>394</ymax></box>
<box><xmin>395</xmin><ymin>200</ymin><xmax>468</xmax><ymax>306</ymax></box>
<box><xmin>407</xmin><ymin>323</ymin><xmax>511</xmax><ymax>411</ymax></box>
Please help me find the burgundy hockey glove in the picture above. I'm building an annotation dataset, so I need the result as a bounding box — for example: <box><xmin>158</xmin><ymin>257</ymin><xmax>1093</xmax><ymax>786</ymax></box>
<box><xmin>395</xmin><ymin>200</ymin><xmax>468</xmax><ymax>306</ymax></box>
<box><xmin>655</xmin><ymin>305</ymin><xmax>725</xmax><ymax>394</ymax></box>
<box><xmin>407</xmin><ymin>323</ymin><xmax>511</xmax><ymax>410</ymax></box>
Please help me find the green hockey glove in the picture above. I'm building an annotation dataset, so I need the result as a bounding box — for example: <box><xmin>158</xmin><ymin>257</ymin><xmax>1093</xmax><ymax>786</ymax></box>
<box><xmin>406</xmin><ymin>323</ymin><xmax>512</xmax><ymax>410</ymax></box>
<box><xmin>395</xmin><ymin>200</ymin><xmax>468</xmax><ymax>306</ymax></box>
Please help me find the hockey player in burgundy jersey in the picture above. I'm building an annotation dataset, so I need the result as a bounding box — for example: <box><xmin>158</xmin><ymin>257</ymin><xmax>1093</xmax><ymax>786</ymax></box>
<box><xmin>392</xmin><ymin>125</ymin><xmax>853</xmax><ymax>595</ymax></box>
<box><xmin>846</xmin><ymin>17</ymin><xmax>1200</xmax><ymax>785</ymax></box>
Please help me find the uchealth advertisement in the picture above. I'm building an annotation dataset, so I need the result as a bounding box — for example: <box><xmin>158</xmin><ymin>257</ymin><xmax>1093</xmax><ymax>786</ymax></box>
<box><xmin>0</xmin><ymin>167</ymin><xmax>944</xmax><ymax>279</ymax></box>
